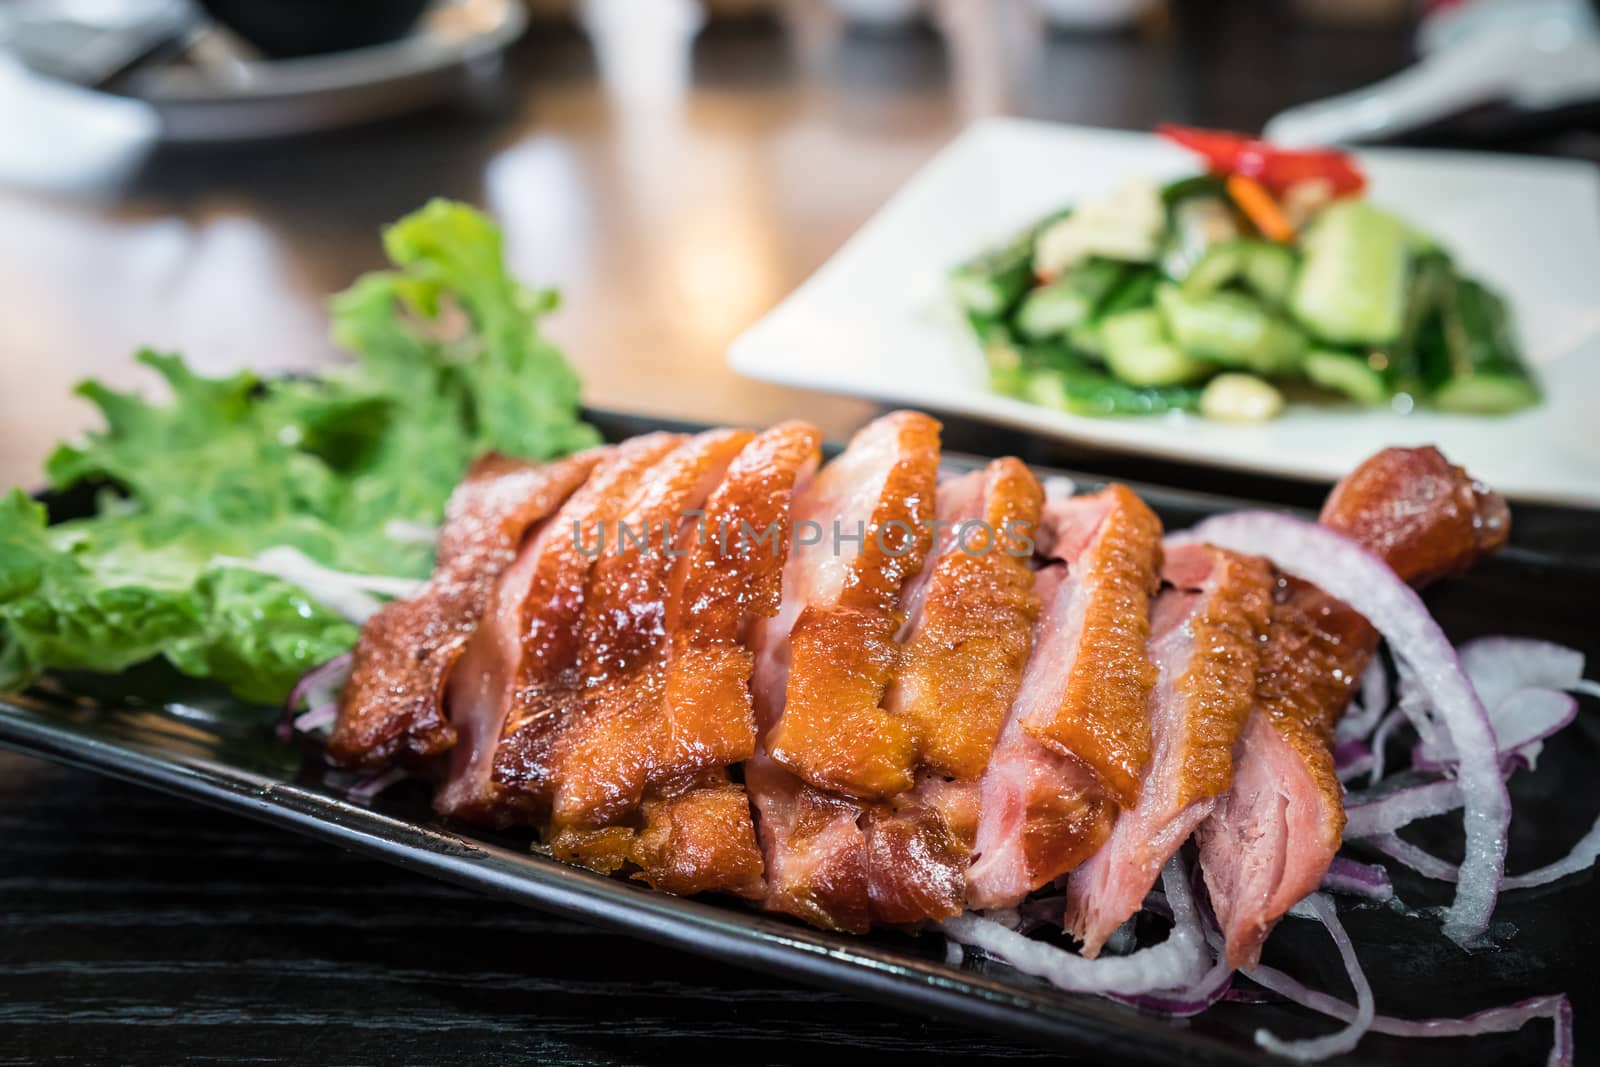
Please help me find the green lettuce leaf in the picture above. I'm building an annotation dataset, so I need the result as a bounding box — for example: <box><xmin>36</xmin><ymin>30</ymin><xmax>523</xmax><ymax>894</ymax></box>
<box><xmin>2</xmin><ymin>199</ymin><xmax>596</xmax><ymax>706</ymax></box>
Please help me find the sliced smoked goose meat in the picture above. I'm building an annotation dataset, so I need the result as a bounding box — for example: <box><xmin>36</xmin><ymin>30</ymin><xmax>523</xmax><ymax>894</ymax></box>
<box><xmin>747</xmin><ymin>412</ymin><xmax>940</xmax><ymax>931</ymax></box>
<box><xmin>550</xmin><ymin>778</ymin><xmax>767</xmax><ymax>901</ymax></box>
<box><xmin>1064</xmin><ymin>544</ymin><xmax>1272</xmax><ymax>957</ymax></box>
<box><xmin>546</xmin><ymin>425</ymin><xmax>820</xmax><ymax>900</ymax></box>
<box><xmin>548</xmin><ymin>424</ymin><xmax>818</xmax><ymax>831</ymax></box>
<box><xmin>1319</xmin><ymin>445</ymin><xmax>1510</xmax><ymax>587</ymax></box>
<box><xmin>762</xmin><ymin>411</ymin><xmax>941</xmax><ymax>800</ymax></box>
<box><xmin>1198</xmin><ymin>573</ymin><xmax>1376</xmax><ymax>969</ymax></box>
<box><xmin>860</xmin><ymin>459</ymin><xmax>1044</xmax><ymax>923</ymax></box>
<box><xmin>884</xmin><ymin>458</ymin><xmax>1044</xmax><ymax>779</ymax></box>
<box><xmin>436</xmin><ymin>432</ymin><xmax>683</xmax><ymax>822</ymax></box>
<box><xmin>330</xmin><ymin>449</ymin><xmax>605</xmax><ymax>770</ymax></box>
<box><xmin>744</xmin><ymin>753</ymin><xmax>873</xmax><ymax>932</ymax></box>
<box><xmin>1200</xmin><ymin>447</ymin><xmax>1505</xmax><ymax>968</ymax></box>
<box><xmin>488</xmin><ymin>429</ymin><xmax>746</xmax><ymax>821</ymax></box>
<box><xmin>1021</xmin><ymin>484</ymin><xmax>1163</xmax><ymax>806</ymax></box>
<box><xmin>966</xmin><ymin>487</ymin><xmax>1162</xmax><ymax>911</ymax></box>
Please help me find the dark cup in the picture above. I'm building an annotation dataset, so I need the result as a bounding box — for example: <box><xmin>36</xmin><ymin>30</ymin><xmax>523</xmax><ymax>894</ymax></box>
<box><xmin>195</xmin><ymin>0</ymin><xmax>435</xmax><ymax>59</ymax></box>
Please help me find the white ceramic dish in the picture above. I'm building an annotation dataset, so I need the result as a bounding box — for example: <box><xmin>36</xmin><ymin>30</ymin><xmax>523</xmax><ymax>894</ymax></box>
<box><xmin>728</xmin><ymin>119</ymin><xmax>1600</xmax><ymax>506</ymax></box>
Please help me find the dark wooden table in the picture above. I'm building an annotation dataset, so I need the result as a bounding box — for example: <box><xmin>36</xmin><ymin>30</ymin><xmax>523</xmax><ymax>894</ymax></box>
<box><xmin>2</xmin><ymin>3</ymin><xmax>1592</xmax><ymax>1064</ymax></box>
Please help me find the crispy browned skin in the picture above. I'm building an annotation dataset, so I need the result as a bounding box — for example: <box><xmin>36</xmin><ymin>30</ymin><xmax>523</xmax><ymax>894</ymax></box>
<box><xmin>329</xmin><ymin>449</ymin><xmax>605</xmax><ymax>769</ymax></box>
<box><xmin>550</xmin><ymin>778</ymin><xmax>766</xmax><ymax>900</ymax></box>
<box><xmin>1319</xmin><ymin>445</ymin><xmax>1510</xmax><ymax>588</ymax></box>
<box><xmin>1260</xmin><ymin>573</ymin><xmax>1379</xmax><ymax>821</ymax></box>
<box><xmin>766</xmin><ymin>411</ymin><xmax>941</xmax><ymax>800</ymax></box>
<box><xmin>487</xmin><ymin>433</ymin><xmax>687</xmax><ymax>815</ymax></box>
<box><xmin>1166</xmin><ymin>547</ymin><xmax>1276</xmax><ymax>810</ymax></box>
<box><xmin>886</xmin><ymin>458</ymin><xmax>1044</xmax><ymax>780</ymax></box>
<box><xmin>1020</xmin><ymin>484</ymin><xmax>1163</xmax><ymax>808</ymax></box>
<box><xmin>549</xmin><ymin>424</ymin><xmax>817</xmax><ymax>829</ymax></box>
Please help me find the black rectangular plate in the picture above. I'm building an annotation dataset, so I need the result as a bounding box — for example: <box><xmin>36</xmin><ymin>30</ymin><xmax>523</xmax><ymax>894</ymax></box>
<box><xmin>2</xmin><ymin>409</ymin><xmax>1595</xmax><ymax>1066</ymax></box>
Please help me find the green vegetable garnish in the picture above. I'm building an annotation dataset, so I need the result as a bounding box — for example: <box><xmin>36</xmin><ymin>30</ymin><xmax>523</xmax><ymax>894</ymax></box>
<box><xmin>1</xmin><ymin>199</ymin><xmax>598</xmax><ymax>704</ymax></box>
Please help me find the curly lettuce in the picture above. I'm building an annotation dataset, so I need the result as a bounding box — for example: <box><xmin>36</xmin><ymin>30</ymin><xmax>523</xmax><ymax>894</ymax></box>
<box><xmin>1</xmin><ymin>200</ymin><xmax>598</xmax><ymax>705</ymax></box>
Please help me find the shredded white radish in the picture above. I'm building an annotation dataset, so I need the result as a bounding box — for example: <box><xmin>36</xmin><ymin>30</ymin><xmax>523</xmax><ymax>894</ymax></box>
<box><xmin>1170</xmin><ymin>513</ymin><xmax>1508</xmax><ymax>946</ymax></box>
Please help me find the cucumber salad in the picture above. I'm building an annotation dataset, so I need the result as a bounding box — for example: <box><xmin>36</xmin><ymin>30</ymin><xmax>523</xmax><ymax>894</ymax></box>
<box><xmin>950</xmin><ymin>126</ymin><xmax>1540</xmax><ymax>422</ymax></box>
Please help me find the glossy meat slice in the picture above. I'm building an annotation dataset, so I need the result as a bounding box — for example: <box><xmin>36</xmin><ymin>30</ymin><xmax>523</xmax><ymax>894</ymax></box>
<box><xmin>493</xmin><ymin>429</ymin><xmax>750</xmax><ymax>823</ymax></box>
<box><xmin>1197</xmin><ymin>573</ymin><xmax>1378</xmax><ymax>969</ymax></box>
<box><xmin>549</xmin><ymin>423</ymin><xmax>818</xmax><ymax>830</ymax></box>
<box><xmin>884</xmin><ymin>458</ymin><xmax>1044</xmax><ymax>778</ymax></box>
<box><xmin>435</xmin><ymin>432</ymin><xmax>684</xmax><ymax>822</ymax></box>
<box><xmin>762</xmin><ymin>411</ymin><xmax>941</xmax><ymax>799</ymax></box>
<box><xmin>861</xmin><ymin>459</ymin><xmax>1044</xmax><ymax>923</ymax></box>
<box><xmin>1022</xmin><ymin>484</ymin><xmax>1164</xmax><ymax>806</ymax></box>
<box><xmin>1064</xmin><ymin>544</ymin><xmax>1272</xmax><ymax>957</ymax></box>
<box><xmin>330</xmin><ymin>449</ymin><xmax>604</xmax><ymax>770</ymax></box>
<box><xmin>551</xmin><ymin>778</ymin><xmax>767</xmax><ymax>900</ymax></box>
<box><xmin>747</xmin><ymin>411</ymin><xmax>941</xmax><ymax>931</ymax></box>
<box><xmin>967</xmin><ymin>487</ymin><xmax>1163</xmax><ymax>910</ymax></box>
<box><xmin>1319</xmin><ymin>445</ymin><xmax>1509</xmax><ymax>587</ymax></box>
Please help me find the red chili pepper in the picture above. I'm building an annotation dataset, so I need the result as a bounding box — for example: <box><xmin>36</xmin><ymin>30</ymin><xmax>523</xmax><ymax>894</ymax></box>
<box><xmin>1157</xmin><ymin>124</ymin><xmax>1366</xmax><ymax>196</ymax></box>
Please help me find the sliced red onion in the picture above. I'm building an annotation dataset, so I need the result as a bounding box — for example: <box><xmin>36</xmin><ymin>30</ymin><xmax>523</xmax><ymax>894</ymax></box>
<box><xmin>1365</xmin><ymin>709</ymin><xmax>1406</xmax><ymax>787</ymax></box>
<box><xmin>278</xmin><ymin>652</ymin><xmax>354</xmax><ymax>741</ymax></box>
<box><xmin>1338</xmin><ymin>662</ymin><xmax>1392</xmax><ymax>742</ymax></box>
<box><xmin>1365</xmin><ymin>832</ymin><xmax>1461</xmax><ymax>883</ymax></box>
<box><xmin>348</xmin><ymin>767</ymin><xmax>408</xmax><ymax>801</ymax></box>
<box><xmin>941</xmin><ymin>861</ymin><xmax>1210</xmax><ymax>996</ymax></box>
<box><xmin>1247</xmin><ymin>963</ymin><xmax>1572</xmax><ymax>1067</ymax></box>
<box><xmin>1459</xmin><ymin>637</ymin><xmax>1589</xmax><ymax>709</ymax></box>
<box><xmin>1334</xmin><ymin>740</ymin><xmax>1375</xmax><ymax>784</ymax></box>
<box><xmin>1170</xmin><ymin>513</ymin><xmax>1508</xmax><ymax>946</ymax></box>
<box><xmin>1415</xmin><ymin>689</ymin><xmax>1577</xmax><ymax>774</ymax></box>
<box><xmin>1252</xmin><ymin>893</ymin><xmax>1374</xmax><ymax>1061</ymax></box>
<box><xmin>292</xmin><ymin>704</ymin><xmax>338</xmax><ymax>735</ymax></box>
<box><xmin>1369</xmin><ymin>808</ymin><xmax>1600</xmax><ymax>893</ymax></box>
<box><xmin>1322</xmin><ymin>857</ymin><xmax>1394</xmax><ymax>901</ymax></box>
<box><xmin>1110</xmin><ymin>952</ymin><xmax>1234</xmax><ymax>1017</ymax></box>
<box><xmin>1344</xmin><ymin>779</ymin><xmax>1463</xmax><ymax>839</ymax></box>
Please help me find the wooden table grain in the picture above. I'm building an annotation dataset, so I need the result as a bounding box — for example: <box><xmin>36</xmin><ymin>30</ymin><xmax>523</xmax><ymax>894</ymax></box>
<box><xmin>2</xmin><ymin>2</ymin><xmax>1551</xmax><ymax>1063</ymax></box>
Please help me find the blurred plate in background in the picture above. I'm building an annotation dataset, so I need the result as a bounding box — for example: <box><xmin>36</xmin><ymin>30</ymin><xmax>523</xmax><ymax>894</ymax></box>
<box><xmin>119</xmin><ymin>0</ymin><xmax>526</xmax><ymax>142</ymax></box>
<box><xmin>729</xmin><ymin>119</ymin><xmax>1600</xmax><ymax>506</ymax></box>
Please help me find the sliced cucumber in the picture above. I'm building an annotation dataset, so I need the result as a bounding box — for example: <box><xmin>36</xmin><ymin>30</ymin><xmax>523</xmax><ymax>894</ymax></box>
<box><xmin>1178</xmin><ymin>242</ymin><xmax>1244</xmax><ymax>297</ymax></box>
<box><xmin>1014</xmin><ymin>259</ymin><xmax>1126</xmax><ymax>340</ymax></box>
<box><xmin>1290</xmin><ymin>199</ymin><xmax>1409</xmax><ymax>345</ymax></box>
<box><xmin>1240</xmin><ymin>242</ymin><xmax>1296</xmax><ymax>305</ymax></box>
<box><xmin>949</xmin><ymin>209</ymin><xmax>1068</xmax><ymax>316</ymax></box>
<box><xmin>1100</xmin><ymin>308</ymin><xmax>1210</xmax><ymax>387</ymax></box>
<box><xmin>1423</xmin><ymin>275</ymin><xmax>1540</xmax><ymax>414</ymax></box>
<box><xmin>1155</xmin><ymin>284</ymin><xmax>1306</xmax><ymax>375</ymax></box>
<box><xmin>1304</xmin><ymin>349</ymin><xmax>1389</xmax><ymax>406</ymax></box>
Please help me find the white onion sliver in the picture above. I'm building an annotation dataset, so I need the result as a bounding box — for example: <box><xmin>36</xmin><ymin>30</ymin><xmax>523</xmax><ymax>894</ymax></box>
<box><xmin>1171</xmin><ymin>512</ymin><xmax>1508</xmax><ymax>946</ymax></box>
<box><xmin>1253</xmin><ymin>893</ymin><xmax>1374</xmax><ymax>1062</ymax></box>
<box><xmin>1345</xmin><ymin>779</ymin><xmax>1463</xmax><ymax>839</ymax></box>
<box><xmin>1505</xmin><ymin>812</ymin><xmax>1600</xmax><ymax>891</ymax></box>
<box><xmin>216</xmin><ymin>546</ymin><xmax>423</xmax><ymax>624</ymax></box>
<box><xmin>1247</xmin><ymin>965</ymin><xmax>1572</xmax><ymax>1067</ymax></box>
<box><xmin>940</xmin><ymin>861</ymin><xmax>1209</xmax><ymax>996</ymax></box>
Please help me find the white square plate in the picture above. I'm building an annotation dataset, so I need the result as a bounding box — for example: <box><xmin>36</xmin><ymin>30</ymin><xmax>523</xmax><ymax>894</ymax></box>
<box><xmin>729</xmin><ymin>119</ymin><xmax>1600</xmax><ymax>506</ymax></box>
